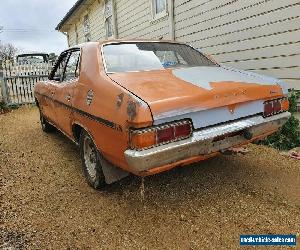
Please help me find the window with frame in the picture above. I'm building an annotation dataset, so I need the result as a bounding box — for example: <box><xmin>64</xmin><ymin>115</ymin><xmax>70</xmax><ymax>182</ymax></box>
<box><xmin>103</xmin><ymin>42</ymin><xmax>216</xmax><ymax>73</ymax></box>
<box><xmin>152</xmin><ymin>0</ymin><xmax>167</xmax><ymax>19</ymax></box>
<box><xmin>64</xmin><ymin>50</ymin><xmax>81</xmax><ymax>81</ymax></box>
<box><xmin>104</xmin><ymin>0</ymin><xmax>114</xmax><ymax>38</ymax></box>
<box><xmin>50</xmin><ymin>53</ymin><xmax>69</xmax><ymax>82</ymax></box>
<box><xmin>83</xmin><ymin>14</ymin><xmax>91</xmax><ymax>42</ymax></box>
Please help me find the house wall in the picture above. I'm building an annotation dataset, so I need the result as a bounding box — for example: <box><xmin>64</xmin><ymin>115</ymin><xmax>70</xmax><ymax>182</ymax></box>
<box><xmin>89</xmin><ymin>0</ymin><xmax>106</xmax><ymax>41</ymax></box>
<box><xmin>64</xmin><ymin>0</ymin><xmax>299</xmax><ymax>90</ymax></box>
<box><xmin>66</xmin><ymin>0</ymin><xmax>172</xmax><ymax>44</ymax></box>
<box><xmin>115</xmin><ymin>0</ymin><xmax>170</xmax><ymax>40</ymax></box>
<box><xmin>68</xmin><ymin>26</ymin><xmax>77</xmax><ymax>46</ymax></box>
<box><xmin>174</xmin><ymin>0</ymin><xmax>300</xmax><ymax>90</ymax></box>
<box><xmin>66</xmin><ymin>0</ymin><xmax>106</xmax><ymax>45</ymax></box>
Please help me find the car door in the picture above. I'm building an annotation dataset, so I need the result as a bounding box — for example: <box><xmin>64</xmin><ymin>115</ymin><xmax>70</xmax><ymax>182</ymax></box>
<box><xmin>44</xmin><ymin>52</ymin><xmax>69</xmax><ymax>124</ymax></box>
<box><xmin>37</xmin><ymin>79</ymin><xmax>55</xmax><ymax>122</ymax></box>
<box><xmin>52</xmin><ymin>49</ymin><xmax>81</xmax><ymax>137</ymax></box>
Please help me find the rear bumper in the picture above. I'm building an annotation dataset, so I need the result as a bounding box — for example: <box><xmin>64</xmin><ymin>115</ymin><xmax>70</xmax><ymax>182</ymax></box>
<box><xmin>124</xmin><ymin>112</ymin><xmax>291</xmax><ymax>173</ymax></box>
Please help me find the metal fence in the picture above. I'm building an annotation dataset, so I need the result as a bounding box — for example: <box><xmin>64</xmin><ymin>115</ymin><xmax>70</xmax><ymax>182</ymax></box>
<box><xmin>0</xmin><ymin>62</ymin><xmax>53</xmax><ymax>105</ymax></box>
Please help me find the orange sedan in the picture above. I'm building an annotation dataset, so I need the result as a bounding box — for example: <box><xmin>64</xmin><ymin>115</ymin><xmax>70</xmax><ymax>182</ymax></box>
<box><xmin>34</xmin><ymin>40</ymin><xmax>290</xmax><ymax>189</ymax></box>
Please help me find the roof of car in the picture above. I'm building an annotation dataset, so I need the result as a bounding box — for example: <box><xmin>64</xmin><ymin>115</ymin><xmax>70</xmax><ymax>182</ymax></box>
<box><xmin>69</xmin><ymin>39</ymin><xmax>186</xmax><ymax>49</ymax></box>
<box><xmin>100</xmin><ymin>39</ymin><xmax>184</xmax><ymax>44</ymax></box>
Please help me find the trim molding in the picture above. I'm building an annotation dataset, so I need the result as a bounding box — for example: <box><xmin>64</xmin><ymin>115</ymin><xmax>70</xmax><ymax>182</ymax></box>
<box><xmin>35</xmin><ymin>92</ymin><xmax>122</xmax><ymax>131</ymax></box>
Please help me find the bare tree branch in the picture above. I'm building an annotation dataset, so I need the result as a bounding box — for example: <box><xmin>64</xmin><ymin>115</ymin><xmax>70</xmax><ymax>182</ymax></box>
<box><xmin>0</xmin><ymin>42</ymin><xmax>18</xmax><ymax>62</ymax></box>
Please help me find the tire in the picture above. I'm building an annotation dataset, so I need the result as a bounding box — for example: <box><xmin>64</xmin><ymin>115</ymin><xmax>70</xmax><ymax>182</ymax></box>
<box><xmin>39</xmin><ymin>110</ymin><xmax>55</xmax><ymax>133</ymax></box>
<box><xmin>79</xmin><ymin>130</ymin><xmax>106</xmax><ymax>189</ymax></box>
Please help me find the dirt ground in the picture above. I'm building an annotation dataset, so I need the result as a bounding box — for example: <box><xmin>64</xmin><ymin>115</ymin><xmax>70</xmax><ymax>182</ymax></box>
<box><xmin>1</xmin><ymin>107</ymin><xmax>299</xmax><ymax>249</ymax></box>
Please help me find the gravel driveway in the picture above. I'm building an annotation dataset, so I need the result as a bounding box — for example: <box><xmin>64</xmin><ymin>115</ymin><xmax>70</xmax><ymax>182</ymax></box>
<box><xmin>1</xmin><ymin>107</ymin><xmax>299</xmax><ymax>249</ymax></box>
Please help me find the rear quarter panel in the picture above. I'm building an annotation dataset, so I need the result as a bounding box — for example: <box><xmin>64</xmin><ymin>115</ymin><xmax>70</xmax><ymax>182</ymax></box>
<box><xmin>71</xmin><ymin>43</ymin><xmax>153</xmax><ymax>171</ymax></box>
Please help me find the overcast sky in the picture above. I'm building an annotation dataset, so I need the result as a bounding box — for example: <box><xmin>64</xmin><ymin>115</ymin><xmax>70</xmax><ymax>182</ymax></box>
<box><xmin>0</xmin><ymin>0</ymin><xmax>77</xmax><ymax>54</ymax></box>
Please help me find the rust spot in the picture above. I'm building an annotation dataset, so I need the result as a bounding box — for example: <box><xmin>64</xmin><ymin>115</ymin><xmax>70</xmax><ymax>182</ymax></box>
<box><xmin>116</xmin><ymin>93</ymin><xmax>124</xmax><ymax>109</ymax></box>
<box><xmin>114</xmin><ymin>124</ymin><xmax>123</xmax><ymax>132</ymax></box>
<box><xmin>127</xmin><ymin>101</ymin><xmax>137</xmax><ymax>121</ymax></box>
<box><xmin>135</xmin><ymin>98</ymin><xmax>144</xmax><ymax>107</ymax></box>
<box><xmin>227</xmin><ymin>104</ymin><xmax>237</xmax><ymax>114</ymax></box>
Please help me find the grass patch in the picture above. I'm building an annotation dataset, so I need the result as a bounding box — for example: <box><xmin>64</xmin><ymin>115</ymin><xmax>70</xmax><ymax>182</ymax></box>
<box><xmin>0</xmin><ymin>101</ymin><xmax>20</xmax><ymax>114</ymax></box>
<box><xmin>0</xmin><ymin>101</ymin><xmax>9</xmax><ymax>114</ymax></box>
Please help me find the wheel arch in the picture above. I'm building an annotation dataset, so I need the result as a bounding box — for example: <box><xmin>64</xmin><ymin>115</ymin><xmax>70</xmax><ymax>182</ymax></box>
<box><xmin>35</xmin><ymin>98</ymin><xmax>39</xmax><ymax>107</ymax></box>
<box><xmin>72</xmin><ymin>122</ymin><xmax>84</xmax><ymax>143</ymax></box>
<box><xmin>71</xmin><ymin>122</ymin><xmax>95</xmax><ymax>145</ymax></box>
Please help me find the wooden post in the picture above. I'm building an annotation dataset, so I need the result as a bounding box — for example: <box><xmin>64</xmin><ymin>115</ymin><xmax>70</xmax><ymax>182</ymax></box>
<box><xmin>0</xmin><ymin>74</ymin><xmax>9</xmax><ymax>104</ymax></box>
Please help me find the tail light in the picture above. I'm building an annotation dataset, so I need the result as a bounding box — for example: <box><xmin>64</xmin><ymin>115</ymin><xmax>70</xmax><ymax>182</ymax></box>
<box><xmin>263</xmin><ymin>97</ymin><xmax>289</xmax><ymax>117</ymax></box>
<box><xmin>130</xmin><ymin>120</ymin><xmax>192</xmax><ymax>150</ymax></box>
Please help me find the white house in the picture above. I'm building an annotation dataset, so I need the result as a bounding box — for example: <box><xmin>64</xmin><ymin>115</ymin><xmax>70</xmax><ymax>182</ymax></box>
<box><xmin>56</xmin><ymin>0</ymin><xmax>300</xmax><ymax>90</ymax></box>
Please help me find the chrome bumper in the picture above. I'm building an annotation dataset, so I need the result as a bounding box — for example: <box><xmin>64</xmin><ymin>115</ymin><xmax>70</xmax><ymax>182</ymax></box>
<box><xmin>124</xmin><ymin>112</ymin><xmax>291</xmax><ymax>172</ymax></box>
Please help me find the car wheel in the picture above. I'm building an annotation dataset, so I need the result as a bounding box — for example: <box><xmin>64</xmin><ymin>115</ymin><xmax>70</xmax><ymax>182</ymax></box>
<box><xmin>79</xmin><ymin>130</ymin><xmax>106</xmax><ymax>189</ymax></box>
<box><xmin>39</xmin><ymin>110</ymin><xmax>55</xmax><ymax>133</ymax></box>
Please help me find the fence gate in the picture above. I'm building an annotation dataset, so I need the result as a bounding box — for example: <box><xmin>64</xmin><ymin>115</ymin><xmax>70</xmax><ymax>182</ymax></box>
<box><xmin>0</xmin><ymin>62</ymin><xmax>53</xmax><ymax>105</ymax></box>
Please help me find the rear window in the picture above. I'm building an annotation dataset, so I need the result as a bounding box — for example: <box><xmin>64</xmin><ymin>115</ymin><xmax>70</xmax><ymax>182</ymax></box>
<box><xmin>102</xmin><ymin>42</ymin><xmax>216</xmax><ymax>73</ymax></box>
<box><xmin>17</xmin><ymin>54</ymin><xmax>48</xmax><ymax>64</ymax></box>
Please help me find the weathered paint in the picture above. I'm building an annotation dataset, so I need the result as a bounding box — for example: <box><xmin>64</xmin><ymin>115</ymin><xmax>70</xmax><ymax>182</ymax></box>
<box><xmin>172</xmin><ymin>66</ymin><xmax>288</xmax><ymax>92</ymax></box>
<box><xmin>35</xmin><ymin>42</ymin><xmax>153</xmax><ymax>174</ymax></box>
<box><xmin>116</xmin><ymin>93</ymin><xmax>124</xmax><ymax>109</ymax></box>
<box><xmin>35</xmin><ymin>40</ymin><xmax>289</xmax><ymax>178</ymax></box>
<box><xmin>127</xmin><ymin>99</ymin><xmax>137</xmax><ymax>121</ymax></box>
<box><xmin>109</xmin><ymin>53</ymin><xmax>286</xmax><ymax>128</ymax></box>
<box><xmin>154</xmin><ymin>100</ymin><xmax>265</xmax><ymax>129</ymax></box>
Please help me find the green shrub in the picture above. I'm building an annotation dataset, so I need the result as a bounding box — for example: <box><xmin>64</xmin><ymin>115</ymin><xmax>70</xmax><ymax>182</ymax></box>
<box><xmin>262</xmin><ymin>90</ymin><xmax>300</xmax><ymax>150</ymax></box>
<box><xmin>0</xmin><ymin>101</ymin><xmax>8</xmax><ymax>112</ymax></box>
<box><xmin>287</xmin><ymin>90</ymin><xmax>299</xmax><ymax>113</ymax></box>
<box><xmin>0</xmin><ymin>101</ymin><xmax>19</xmax><ymax>113</ymax></box>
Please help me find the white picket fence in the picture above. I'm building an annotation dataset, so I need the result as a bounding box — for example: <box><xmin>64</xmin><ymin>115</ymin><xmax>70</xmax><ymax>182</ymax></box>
<box><xmin>0</xmin><ymin>61</ymin><xmax>54</xmax><ymax>105</ymax></box>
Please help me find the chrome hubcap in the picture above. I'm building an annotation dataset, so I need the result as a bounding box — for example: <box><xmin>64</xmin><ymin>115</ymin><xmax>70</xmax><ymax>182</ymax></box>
<box><xmin>83</xmin><ymin>136</ymin><xmax>97</xmax><ymax>180</ymax></box>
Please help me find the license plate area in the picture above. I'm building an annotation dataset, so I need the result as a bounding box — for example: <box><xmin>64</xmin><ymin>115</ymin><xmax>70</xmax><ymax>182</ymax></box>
<box><xmin>212</xmin><ymin>130</ymin><xmax>244</xmax><ymax>142</ymax></box>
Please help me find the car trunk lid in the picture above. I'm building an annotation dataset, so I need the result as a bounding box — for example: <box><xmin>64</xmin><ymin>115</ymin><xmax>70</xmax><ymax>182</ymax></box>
<box><xmin>109</xmin><ymin>66</ymin><xmax>286</xmax><ymax>128</ymax></box>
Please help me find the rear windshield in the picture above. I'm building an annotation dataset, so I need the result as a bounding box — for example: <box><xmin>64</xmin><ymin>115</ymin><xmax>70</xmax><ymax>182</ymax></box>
<box><xmin>102</xmin><ymin>42</ymin><xmax>216</xmax><ymax>73</ymax></box>
<box><xmin>17</xmin><ymin>55</ymin><xmax>48</xmax><ymax>64</ymax></box>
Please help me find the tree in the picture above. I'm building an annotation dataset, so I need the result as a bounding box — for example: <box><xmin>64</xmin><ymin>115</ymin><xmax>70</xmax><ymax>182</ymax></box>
<box><xmin>0</xmin><ymin>42</ymin><xmax>18</xmax><ymax>62</ymax></box>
